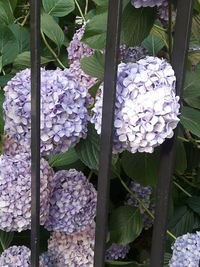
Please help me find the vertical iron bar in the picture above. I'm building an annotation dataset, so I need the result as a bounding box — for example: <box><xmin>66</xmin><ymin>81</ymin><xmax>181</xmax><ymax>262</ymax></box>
<box><xmin>94</xmin><ymin>0</ymin><xmax>122</xmax><ymax>266</ymax></box>
<box><xmin>30</xmin><ymin>0</ymin><xmax>41</xmax><ymax>266</ymax></box>
<box><xmin>150</xmin><ymin>1</ymin><xmax>194</xmax><ymax>266</ymax></box>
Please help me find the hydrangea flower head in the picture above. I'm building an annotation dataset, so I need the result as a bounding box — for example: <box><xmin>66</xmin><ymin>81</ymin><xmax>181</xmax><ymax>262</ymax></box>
<box><xmin>125</xmin><ymin>181</ymin><xmax>154</xmax><ymax>230</ymax></box>
<box><xmin>67</xmin><ymin>23</ymin><xmax>126</xmax><ymax>64</ymax></box>
<box><xmin>3</xmin><ymin>135</ymin><xmax>28</xmax><ymax>156</ymax></box>
<box><xmin>0</xmin><ymin>153</ymin><xmax>54</xmax><ymax>232</ymax></box>
<box><xmin>48</xmin><ymin>224</ymin><xmax>95</xmax><ymax>266</ymax></box>
<box><xmin>169</xmin><ymin>232</ymin><xmax>200</xmax><ymax>267</ymax></box>
<box><xmin>124</xmin><ymin>46</ymin><xmax>148</xmax><ymax>63</ymax></box>
<box><xmin>131</xmin><ymin>0</ymin><xmax>163</xmax><ymax>8</ymax></box>
<box><xmin>0</xmin><ymin>246</ymin><xmax>53</xmax><ymax>267</ymax></box>
<box><xmin>0</xmin><ymin>246</ymin><xmax>30</xmax><ymax>267</ymax></box>
<box><xmin>67</xmin><ymin>23</ymin><xmax>94</xmax><ymax>64</ymax></box>
<box><xmin>68</xmin><ymin>60</ymin><xmax>98</xmax><ymax>90</ymax></box>
<box><xmin>91</xmin><ymin>56</ymin><xmax>180</xmax><ymax>154</ymax></box>
<box><xmin>105</xmin><ymin>243</ymin><xmax>130</xmax><ymax>261</ymax></box>
<box><xmin>40</xmin><ymin>253</ymin><xmax>54</xmax><ymax>267</ymax></box>
<box><xmin>3</xmin><ymin>68</ymin><xmax>88</xmax><ymax>155</ymax></box>
<box><xmin>45</xmin><ymin>169</ymin><xmax>97</xmax><ymax>234</ymax></box>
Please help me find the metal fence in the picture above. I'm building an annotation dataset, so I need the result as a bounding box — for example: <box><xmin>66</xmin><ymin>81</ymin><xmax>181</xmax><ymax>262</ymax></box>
<box><xmin>30</xmin><ymin>0</ymin><xmax>194</xmax><ymax>266</ymax></box>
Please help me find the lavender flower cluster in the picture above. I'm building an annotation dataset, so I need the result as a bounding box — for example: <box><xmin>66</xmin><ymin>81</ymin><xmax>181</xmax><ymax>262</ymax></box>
<box><xmin>105</xmin><ymin>243</ymin><xmax>130</xmax><ymax>261</ymax></box>
<box><xmin>67</xmin><ymin>23</ymin><xmax>126</xmax><ymax>66</ymax></box>
<box><xmin>0</xmin><ymin>153</ymin><xmax>54</xmax><ymax>232</ymax></box>
<box><xmin>125</xmin><ymin>181</ymin><xmax>154</xmax><ymax>230</ymax></box>
<box><xmin>131</xmin><ymin>0</ymin><xmax>163</xmax><ymax>8</ymax></box>
<box><xmin>91</xmin><ymin>56</ymin><xmax>180</xmax><ymax>154</ymax></box>
<box><xmin>0</xmin><ymin>246</ymin><xmax>53</xmax><ymax>267</ymax></box>
<box><xmin>169</xmin><ymin>232</ymin><xmax>200</xmax><ymax>267</ymax></box>
<box><xmin>157</xmin><ymin>0</ymin><xmax>168</xmax><ymax>22</ymax></box>
<box><xmin>3</xmin><ymin>68</ymin><xmax>88</xmax><ymax>155</ymax></box>
<box><xmin>3</xmin><ymin>135</ymin><xmax>28</xmax><ymax>156</ymax></box>
<box><xmin>48</xmin><ymin>223</ymin><xmax>95</xmax><ymax>266</ymax></box>
<box><xmin>67</xmin><ymin>23</ymin><xmax>94</xmax><ymax>65</ymax></box>
<box><xmin>45</xmin><ymin>169</ymin><xmax>97</xmax><ymax>234</ymax></box>
<box><xmin>0</xmin><ymin>246</ymin><xmax>31</xmax><ymax>267</ymax></box>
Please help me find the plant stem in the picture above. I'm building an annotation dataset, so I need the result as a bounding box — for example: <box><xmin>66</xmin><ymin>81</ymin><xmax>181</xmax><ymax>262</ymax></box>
<box><xmin>74</xmin><ymin>0</ymin><xmax>86</xmax><ymax>22</ymax></box>
<box><xmin>173</xmin><ymin>180</ymin><xmax>192</xmax><ymax>197</ymax></box>
<box><xmin>21</xmin><ymin>11</ymin><xmax>30</xmax><ymax>26</ymax></box>
<box><xmin>41</xmin><ymin>31</ymin><xmax>66</xmax><ymax>69</ymax></box>
<box><xmin>118</xmin><ymin>175</ymin><xmax>176</xmax><ymax>240</ymax></box>
<box><xmin>85</xmin><ymin>0</ymin><xmax>89</xmax><ymax>15</ymax></box>
<box><xmin>168</xmin><ymin>0</ymin><xmax>173</xmax><ymax>60</ymax></box>
<box><xmin>178</xmin><ymin>136</ymin><xmax>190</xmax><ymax>143</ymax></box>
<box><xmin>176</xmin><ymin>173</ymin><xmax>200</xmax><ymax>189</ymax></box>
<box><xmin>88</xmin><ymin>170</ymin><xmax>93</xmax><ymax>181</ymax></box>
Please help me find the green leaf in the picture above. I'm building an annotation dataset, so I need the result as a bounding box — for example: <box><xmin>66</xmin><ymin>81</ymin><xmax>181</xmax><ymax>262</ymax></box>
<box><xmin>169</xmin><ymin>205</ymin><xmax>195</xmax><ymax>237</ymax></box>
<box><xmin>180</xmin><ymin>106</ymin><xmax>200</xmax><ymax>138</ymax></box>
<box><xmin>187</xmin><ymin>196</ymin><xmax>200</xmax><ymax>215</ymax></box>
<box><xmin>75</xmin><ymin>123</ymin><xmax>100</xmax><ymax>170</ymax></box>
<box><xmin>92</xmin><ymin>0</ymin><xmax>108</xmax><ymax>13</ymax></box>
<box><xmin>89</xmin><ymin>80</ymin><xmax>102</xmax><ymax>98</ymax></box>
<box><xmin>42</xmin><ymin>0</ymin><xmax>75</xmax><ymax>17</ymax></box>
<box><xmin>192</xmin><ymin>14</ymin><xmax>200</xmax><ymax>44</ymax></box>
<box><xmin>82</xmin><ymin>12</ymin><xmax>107</xmax><ymax>49</ymax></box>
<box><xmin>175</xmin><ymin>140</ymin><xmax>187</xmax><ymax>174</ymax></box>
<box><xmin>0</xmin><ymin>24</ymin><xmax>18</xmax><ymax>71</ymax></box>
<box><xmin>0</xmin><ymin>231</ymin><xmax>14</xmax><ymax>252</ymax></box>
<box><xmin>121</xmin><ymin>150</ymin><xmax>159</xmax><ymax>187</ymax></box>
<box><xmin>144</xmin><ymin>253</ymin><xmax>171</xmax><ymax>267</ymax></box>
<box><xmin>183</xmin><ymin>70</ymin><xmax>200</xmax><ymax>109</ymax></box>
<box><xmin>41</xmin><ymin>12</ymin><xmax>65</xmax><ymax>48</ymax></box>
<box><xmin>151</xmin><ymin>22</ymin><xmax>168</xmax><ymax>48</ymax></box>
<box><xmin>1</xmin><ymin>0</ymin><xmax>17</xmax><ymax>12</ymax></box>
<box><xmin>80</xmin><ymin>51</ymin><xmax>104</xmax><ymax>79</ymax></box>
<box><xmin>184</xmin><ymin>96</ymin><xmax>200</xmax><ymax>110</ymax></box>
<box><xmin>109</xmin><ymin>206</ymin><xmax>143</xmax><ymax>245</ymax></box>
<box><xmin>106</xmin><ymin>261</ymin><xmax>142</xmax><ymax>267</ymax></box>
<box><xmin>121</xmin><ymin>4</ymin><xmax>156</xmax><ymax>47</ymax></box>
<box><xmin>183</xmin><ymin>70</ymin><xmax>200</xmax><ymax>99</ymax></box>
<box><xmin>0</xmin><ymin>1</ymin><xmax>15</xmax><ymax>25</ymax></box>
<box><xmin>13</xmin><ymin>51</ymin><xmax>53</xmax><ymax>69</ymax></box>
<box><xmin>142</xmin><ymin>33</ymin><xmax>164</xmax><ymax>55</ymax></box>
<box><xmin>188</xmin><ymin>50</ymin><xmax>200</xmax><ymax>66</ymax></box>
<box><xmin>0</xmin><ymin>74</ymin><xmax>13</xmax><ymax>88</ymax></box>
<box><xmin>9</xmin><ymin>24</ymin><xmax>30</xmax><ymax>53</ymax></box>
<box><xmin>47</xmin><ymin>148</ymin><xmax>79</xmax><ymax>168</ymax></box>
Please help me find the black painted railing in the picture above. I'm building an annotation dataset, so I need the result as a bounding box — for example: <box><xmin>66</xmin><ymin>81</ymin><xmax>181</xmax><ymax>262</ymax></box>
<box><xmin>30</xmin><ymin>0</ymin><xmax>194</xmax><ymax>266</ymax></box>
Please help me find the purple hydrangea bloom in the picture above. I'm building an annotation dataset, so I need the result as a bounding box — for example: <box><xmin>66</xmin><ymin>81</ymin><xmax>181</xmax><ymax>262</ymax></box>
<box><xmin>91</xmin><ymin>56</ymin><xmax>180</xmax><ymax>154</ymax></box>
<box><xmin>67</xmin><ymin>23</ymin><xmax>94</xmax><ymax>65</ymax></box>
<box><xmin>0</xmin><ymin>153</ymin><xmax>54</xmax><ymax>232</ymax></box>
<box><xmin>169</xmin><ymin>232</ymin><xmax>200</xmax><ymax>267</ymax></box>
<box><xmin>67</xmin><ymin>23</ymin><xmax>126</xmax><ymax>65</ymax></box>
<box><xmin>3</xmin><ymin>135</ymin><xmax>28</xmax><ymax>156</ymax></box>
<box><xmin>48</xmin><ymin>223</ymin><xmax>95</xmax><ymax>266</ymax></box>
<box><xmin>105</xmin><ymin>243</ymin><xmax>130</xmax><ymax>261</ymax></box>
<box><xmin>124</xmin><ymin>46</ymin><xmax>148</xmax><ymax>63</ymax></box>
<box><xmin>68</xmin><ymin>60</ymin><xmax>98</xmax><ymax>90</ymax></box>
<box><xmin>125</xmin><ymin>181</ymin><xmax>154</xmax><ymax>230</ymax></box>
<box><xmin>45</xmin><ymin>169</ymin><xmax>97</xmax><ymax>234</ymax></box>
<box><xmin>40</xmin><ymin>252</ymin><xmax>54</xmax><ymax>267</ymax></box>
<box><xmin>157</xmin><ymin>0</ymin><xmax>168</xmax><ymax>21</ymax></box>
<box><xmin>0</xmin><ymin>246</ymin><xmax>53</xmax><ymax>267</ymax></box>
<box><xmin>0</xmin><ymin>246</ymin><xmax>30</xmax><ymax>267</ymax></box>
<box><xmin>3</xmin><ymin>68</ymin><xmax>89</xmax><ymax>155</ymax></box>
<box><xmin>131</xmin><ymin>0</ymin><xmax>163</xmax><ymax>8</ymax></box>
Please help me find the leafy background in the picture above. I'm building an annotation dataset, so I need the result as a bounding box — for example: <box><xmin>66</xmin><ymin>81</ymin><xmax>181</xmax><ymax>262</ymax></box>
<box><xmin>0</xmin><ymin>0</ymin><xmax>200</xmax><ymax>266</ymax></box>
